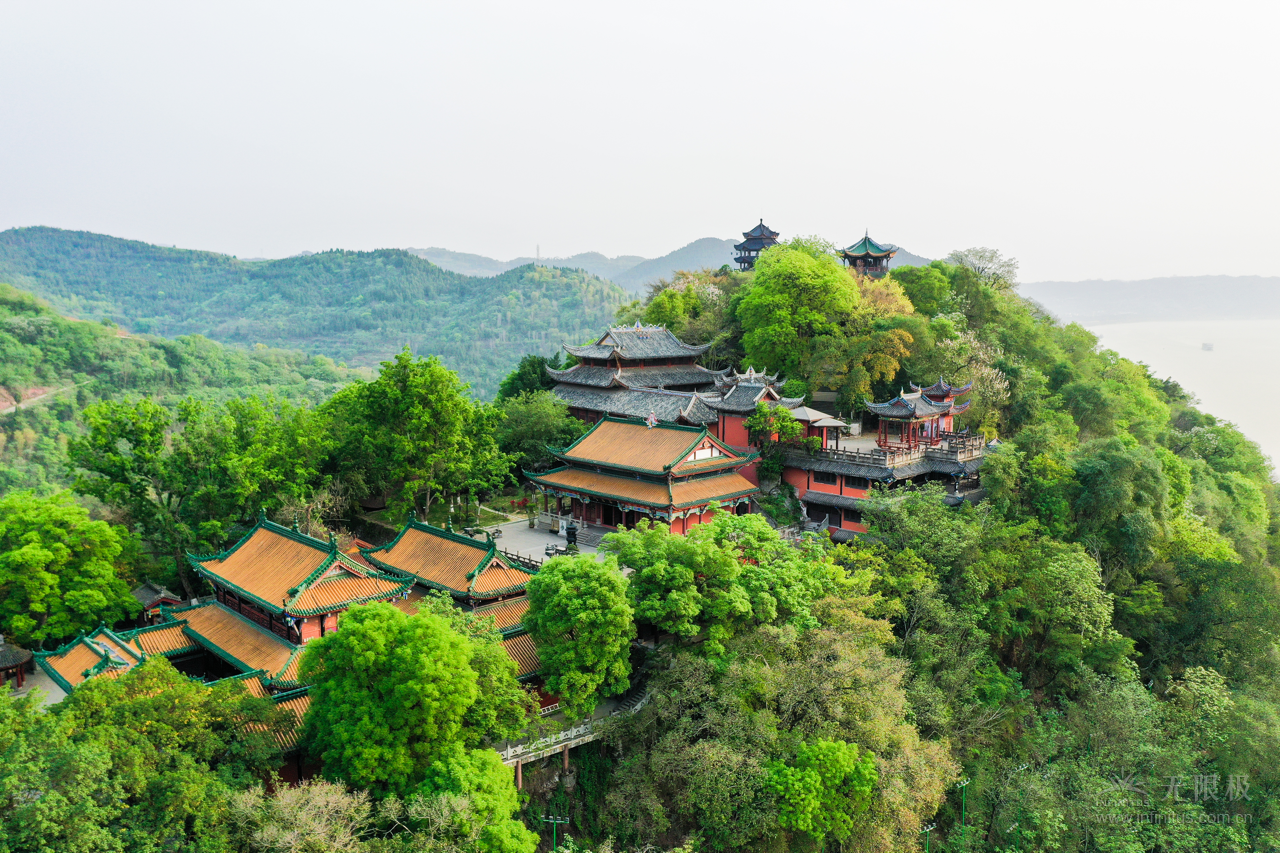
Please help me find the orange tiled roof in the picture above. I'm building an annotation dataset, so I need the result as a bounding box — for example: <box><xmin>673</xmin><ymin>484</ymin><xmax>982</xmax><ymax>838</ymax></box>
<box><xmin>670</xmin><ymin>472</ymin><xmax>759</xmax><ymax>508</ymax></box>
<box><xmin>473</xmin><ymin>597</ymin><xmax>530</xmax><ymax>632</ymax></box>
<box><xmin>274</xmin><ymin>691</ymin><xmax>312</xmax><ymax>751</ymax></box>
<box><xmin>391</xmin><ymin>586</ymin><xmax>430</xmax><ymax>615</ymax></box>
<box><xmin>560</xmin><ymin>419</ymin><xmax>704</xmax><ymax>473</ymax></box>
<box><xmin>502</xmin><ymin>633</ymin><xmax>541</xmax><ymax>679</ymax></box>
<box><xmin>177</xmin><ymin>602</ymin><xmax>297</xmax><ymax>681</ymax></box>
<box><xmin>130</xmin><ymin>623</ymin><xmax>199</xmax><ymax>657</ymax></box>
<box><xmin>363</xmin><ymin>522</ymin><xmax>533</xmax><ymax>600</ymax></box>
<box><xmin>39</xmin><ymin>640</ymin><xmax>117</xmax><ymax>689</ymax></box>
<box><xmin>530</xmin><ymin>468</ymin><xmax>672</xmax><ymax>506</ymax></box>
<box><xmin>196</xmin><ymin>524</ymin><xmax>330</xmax><ymax>610</ymax></box>
<box><xmin>287</xmin><ymin>572</ymin><xmax>407</xmax><ymax>615</ymax></box>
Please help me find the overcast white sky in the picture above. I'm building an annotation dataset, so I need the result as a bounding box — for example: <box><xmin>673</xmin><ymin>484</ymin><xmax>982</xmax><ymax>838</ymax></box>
<box><xmin>1</xmin><ymin>1</ymin><xmax>1277</xmax><ymax>281</ymax></box>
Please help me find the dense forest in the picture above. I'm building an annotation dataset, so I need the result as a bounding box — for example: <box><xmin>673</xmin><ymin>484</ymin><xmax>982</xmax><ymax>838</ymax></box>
<box><xmin>3</xmin><ymin>237</ymin><xmax>1279</xmax><ymax>852</ymax></box>
<box><xmin>0</xmin><ymin>283</ymin><xmax>367</xmax><ymax>494</ymax></box>
<box><xmin>0</xmin><ymin>227</ymin><xmax>627</xmax><ymax>398</ymax></box>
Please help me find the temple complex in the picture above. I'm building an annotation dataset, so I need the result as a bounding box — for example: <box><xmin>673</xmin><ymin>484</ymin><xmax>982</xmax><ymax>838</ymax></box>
<box><xmin>837</xmin><ymin>232</ymin><xmax>898</xmax><ymax>277</ymax></box>
<box><xmin>734</xmin><ymin>219</ymin><xmax>780</xmax><ymax>270</ymax></box>
<box><xmin>37</xmin><ymin>514</ymin><xmax>556</xmax><ymax>737</ymax></box>
<box><xmin>549</xmin><ymin>326</ymin><xmax>802</xmax><ymax>477</ymax></box>
<box><xmin>781</xmin><ymin>379</ymin><xmax>986</xmax><ymax>540</ymax></box>
<box><xmin>525</xmin><ymin>417</ymin><xmax>759</xmax><ymax>535</ymax></box>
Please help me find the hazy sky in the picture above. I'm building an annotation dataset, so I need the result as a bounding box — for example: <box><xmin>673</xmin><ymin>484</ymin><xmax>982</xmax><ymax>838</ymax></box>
<box><xmin>2</xmin><ymin>1</ymin><xmax>1277</xmax><ymax>281</ymax></box>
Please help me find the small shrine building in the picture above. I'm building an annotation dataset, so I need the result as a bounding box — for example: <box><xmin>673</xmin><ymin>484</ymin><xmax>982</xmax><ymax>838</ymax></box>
<box><xmin>525</xmin><ymin>417</ymin><xmax>759</xmax><ymax>534</ymax></box>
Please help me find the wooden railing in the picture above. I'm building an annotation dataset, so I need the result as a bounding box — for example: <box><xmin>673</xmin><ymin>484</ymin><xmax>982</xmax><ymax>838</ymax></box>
<box><xmin>792</xmin><ymin>433</ymin><xmax>986</xmax><ymax>468</ymax></box>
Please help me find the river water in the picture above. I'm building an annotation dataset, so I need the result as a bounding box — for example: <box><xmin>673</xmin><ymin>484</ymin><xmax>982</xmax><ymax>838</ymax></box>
<box><xmin>1089</xmin><ymin>320</ymin><xmax>1280</xmax><ymax>468</ymax></box>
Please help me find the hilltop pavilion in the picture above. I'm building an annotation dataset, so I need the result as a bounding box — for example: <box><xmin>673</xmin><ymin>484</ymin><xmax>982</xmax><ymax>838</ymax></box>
<box><xmin>838</xmin><ymin>233</ymin><xmax>899</xmax><ymax>277</ymax></box>
<box><xmin>734</xmin><ymin>219</ymin><xmax>780</xmax><ymax>270</ymax></box>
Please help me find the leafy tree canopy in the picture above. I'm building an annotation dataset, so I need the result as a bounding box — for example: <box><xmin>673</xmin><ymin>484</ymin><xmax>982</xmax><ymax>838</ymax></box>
<box><xmin>0</xmin><ymin>490</ymin><xmax>138</xmax><ymax>644</ymax></box>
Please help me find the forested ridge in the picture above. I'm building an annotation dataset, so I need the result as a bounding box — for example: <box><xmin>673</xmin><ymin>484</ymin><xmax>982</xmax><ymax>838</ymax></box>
<box><xmin>0</xmin><ymin>227</ymin><xmax>627</xmax><ymax>398</ymax></box>
<box><xmin>2</xmin><ymin>238</ymin><xmax>1280</xmax><ymax>852</ymax></box>
<box><xmin>0</xmin><ymin>282</ymin><xmax>366</xmax><ymax>494</ymax></box>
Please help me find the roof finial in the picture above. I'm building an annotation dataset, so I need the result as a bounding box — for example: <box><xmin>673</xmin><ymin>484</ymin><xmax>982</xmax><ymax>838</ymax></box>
<box><xmin>258</xmin><ymin>507</ymin><xmax>266</xmax><ymax>523</ymax></box>
<box><xmin>408</xmin><ymin>509</ymin><xmax>416</xmax><ymax>524</ymax></box>
<box><xmin>328</xmin><ymin>530</ymin><xmax>336</xmax><ymax>551</ymax></box>
<box><xmin>445</xmin><ymin>519</ymin><xmax>453</xmax><ymax>533</ymax></box>
<box><xmin>291</xmin><ymin>512</ymin><xmax>299</xmax><ymax>532</ymax></box>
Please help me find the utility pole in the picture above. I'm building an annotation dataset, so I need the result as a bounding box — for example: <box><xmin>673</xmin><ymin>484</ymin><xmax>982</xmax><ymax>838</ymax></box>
<box><xmin>919</xmin><ymin>822</ymin><xmax>937</xmax><ymax>853</ymax></box>
<box><xmin>956</xmin><ymin>777</ymin><xmax>972</xmax><ymax>845</ymax></box>
<box><xmin>541</xmin><ymin>814</ymin><xmax>569</xmax><ymax>852</ymax></box>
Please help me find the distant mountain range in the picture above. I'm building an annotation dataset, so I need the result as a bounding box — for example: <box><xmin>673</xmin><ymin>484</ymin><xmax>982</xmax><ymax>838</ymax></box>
<box><xmin>0</xmin><ymin>227</ymin><xmax>626</xmax><ymax>399</ymax></box>
<box><xmin>412</xmin><ymin>239</ymin><xmax>932</xmax><ymax>293</ymax></box>
<box><xmin>1020</xmin><ymin>276</ymin><xmax>1280</xmax><ymax>325</ymax></box>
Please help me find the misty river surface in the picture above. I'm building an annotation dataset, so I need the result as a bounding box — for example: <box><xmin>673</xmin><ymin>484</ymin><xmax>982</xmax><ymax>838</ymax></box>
<box><xmin>1089</xmin><ymin>320</ymin><xmax>1280</xmax><ymax>467</ymax></box>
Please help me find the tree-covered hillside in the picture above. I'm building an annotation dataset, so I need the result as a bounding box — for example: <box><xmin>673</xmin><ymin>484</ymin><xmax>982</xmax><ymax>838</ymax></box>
<box><xmin>0</xmin><ymin>227</ymin><xmax>627</xmax><ymax>398</ymax></box>
<box><xmin>0</xmin><ymin>283</ymin><xmax>366</xmax><ymax>493</ymax></box>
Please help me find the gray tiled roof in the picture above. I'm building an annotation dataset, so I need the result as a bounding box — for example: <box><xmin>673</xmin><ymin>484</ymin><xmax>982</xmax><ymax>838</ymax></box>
<box><xmin>548</xmin><ymin>363</ymin><xmax>727</xmax><ymax>389</ymax></box>
<box><xmin>800</xmin><ymin>491</ymin><xmax>870</xmax><ymax>511</ymax></box>
<box><xmin>867</xmin><ymin>393</ymin><xmax>955</xmax><ymax>419</ymax></box>
<box><xmin>132</xmin><ymin>581</ymin><xmax>181</xmax><ymax>609</ymax></box>
<box><xmin>910</xmin><ymin>378</ymin><xmax>974</xmax><ymax>399</ymax></box>
<box><xmin>564</xmin><ymin>325</ymin><xmax>710</xmax><ymax>360</ymax></box>
<box><xmin>553</xmin><ymin>384</ymin><xmax>718</xmax><ymax>425</ymax></box>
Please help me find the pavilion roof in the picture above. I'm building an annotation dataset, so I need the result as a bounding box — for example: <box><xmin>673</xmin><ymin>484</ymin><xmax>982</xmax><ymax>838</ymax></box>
<box><xmin>910</xmin><ymin>377</ymin><xmax>974</xmax><ymax>398</ymax></box>
<box><xmin>866</xmin><ymin>392</ymin><xmax>955</xmax><ymax>420</ymax></box>
<box><xmin>554</xmin><ymin>417</ymin><xmax>748</xmax><ymax>476</ymax></box>
<box><xmin>472</xmin><ymin>596</ymin><xmax>531</xmax><ymax>635</ymax></box>
<box><xmin>0</xmin><ymin>637</ymin><xmax>32</xmax><ymax>671</ymax></box>
<box><xmin>189</xmin><ymin>515</ymin><xmax>411</xmax><ymax>616</ymax></box>
<box><xmin>35</xmin><ymin>625</ymin><xmax>146</xmax><ymax>692</ymax></box>
<box><xmin>564</xmin><ymin>324</ymin><xmax>710</xmax><ymax>361</ymax></box>
<box><xmin>361</xmin><ymin>520</ymin><xmax>535</xmax><ymax>601</ymax></box>
<box><xmin>503</xmin><ymin>632</ymin><xmax>542</xmax><ymax>681</ymax></box>
<box><xmin>131</xmin><ymin>581</ymin><xmax>182</xmax><ymax>610</ymax></box>
<box><xmin>735</xmin><ymin>220</ymin><xmax>781</xmax><ymax>253</ymax></box>
<box><xmin>839</xmin><ymin>233</ymin><xmax>898</xmax><ymax>259</ymax></box>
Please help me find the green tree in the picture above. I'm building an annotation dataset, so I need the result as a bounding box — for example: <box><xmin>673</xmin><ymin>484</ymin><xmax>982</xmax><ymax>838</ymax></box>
<box><xmin>299</xmin><ymin>603</ymin><xmax>479</xmax><ymax>797</ymax></box>
<box><xmin>324</xmin><ymin>349</ymin><xmax>511</xmax><ymax>517</ymax></box>
<box><xmin>68</xmin><ymin>395</ymin><xmax>330</xmax><ymax>596</ymax></box>
<box><xmin>602</xmin><ymin>518</ymin><xmax>749</xmax><ymax>654</ymax></box>
<box><xmin>767</xmin><ymin>739</ymin><xmax>877</xmax><ymax>844</ymax></box>
<box><xmin>495</xmin><ymin>391</ymin><xmax>587</xmax><ymax>475</ymax></box>
<box><xmin>0</xmin><ymin>656</ymin><xmax>291</xmax><ymax>851</ymax></box>
<box><xmin>737</xmin><ymin>242</ymin><xmax>861</xmax><ymax>377</ymax></box>
<box><xmin>945</xmin><ymin>246</ymin><xmax>1019</xmax><ymax>291</ymax></box>
<box><xmin>0</xmin><ymin>490</ymin><xmax>139</xmax><ymax>644</ymax></box>
<box><xmin>888</xmin><ymin>263</ymin><xmax>952</xmax><ymax>316</ymax></box>
<box><xmin>524</xmin><ymin>553</ymin><xmax>635</xmax><ymax>719</ymax></box>
<box><xmin>496</xmin><ymin>352</ymin><xmax>563</xmax><ymax>401</ymax></box>
<box><xmin>413</xmin><ymin>591</ymin><xmax>538</xmax><ymax>745</ymax></box>
<box><xmin>743</xmin><ymin>401</ymin><xmax>810</xmax><ymax>479</ymax></box>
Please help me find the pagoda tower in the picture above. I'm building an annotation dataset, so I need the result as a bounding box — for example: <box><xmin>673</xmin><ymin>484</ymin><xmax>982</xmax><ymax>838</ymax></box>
<box><xmin>734</xmin><ymin>220</ymin><xmax>780</xmax><ymax>270</ymax></box>
<box><xmin>838</xmin><ymin>232</ymin><xmax>898</xmax><ymax>277</ymax></box>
